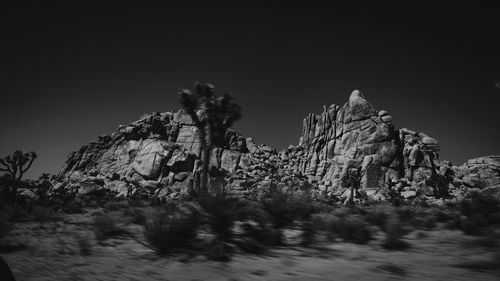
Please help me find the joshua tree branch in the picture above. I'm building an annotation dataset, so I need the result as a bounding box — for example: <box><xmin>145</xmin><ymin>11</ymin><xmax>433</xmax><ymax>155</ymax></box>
<box><xmin>0</xmin><ymin>160</ymin><xmax>13</xmax><ymax>174</ymax></box>
<box><xmin>21</xmin><ymin>156</ymin><xmax>36</xmax><ymax>174</ymax></box>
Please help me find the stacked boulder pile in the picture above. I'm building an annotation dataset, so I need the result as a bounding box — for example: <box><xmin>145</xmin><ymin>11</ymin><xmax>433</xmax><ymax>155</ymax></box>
<box><xmin>53</xmin><ymin>90</ymin><xmax>500</xmax><ymax>203</ymax></box>
<box><xmin>274</xmin><ymin>90</ymin><xmax>443</xmax><ymax>201</ymax></box>
<box><xmin>55</xmin><ymin>110</ymin><xmax>252</xmax><ymax>199</ymax></box>
<box><xmin>449</xmin><ymin>156</ymin><xmax>500</xmax><ymax>199</ymax></box>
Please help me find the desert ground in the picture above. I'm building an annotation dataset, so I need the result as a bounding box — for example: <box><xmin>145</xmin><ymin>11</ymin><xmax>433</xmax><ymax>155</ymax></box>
<box><xmin>2</xmin><ymin>202</ymin><xmax>499</xmax><ymax>281</ymax></box>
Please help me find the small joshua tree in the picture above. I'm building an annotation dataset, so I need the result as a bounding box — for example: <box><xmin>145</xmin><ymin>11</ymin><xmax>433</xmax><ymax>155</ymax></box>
<box><xmin>342</xmin><ymin>167</ymin><xmax>360</xmax><ymax>207</ymax></box>
<box><xmin>178</xmin><ymin>82</ymin><xmax>241</xmax><ymax>197</ymax></box>
<box><xmin>0</xmin><ymin>150</ymin><xmax>37</xmax><ymax>202</ymax></box>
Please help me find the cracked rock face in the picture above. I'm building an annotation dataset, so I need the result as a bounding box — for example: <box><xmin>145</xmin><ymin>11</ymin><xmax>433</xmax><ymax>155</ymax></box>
<box><xmin>57</xmin><ymin>110</ymin><xmax>251</xmax><ymax>198</ymax></box>
<box><xmin>292</xmin><ymin>90</ymin><xmax>440</xmax><ymax>197</ymax></box>
<box><xmin>55</xmin><ymin>91</ymin><xmax>499</xmax><ymax>201</ymax></box>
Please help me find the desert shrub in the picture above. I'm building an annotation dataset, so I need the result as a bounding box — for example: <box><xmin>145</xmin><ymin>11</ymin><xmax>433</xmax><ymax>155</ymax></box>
<box><xmin>122</xmin><ymin>207</ymin><xmax>147</xmax><ymax>225</ymax></box>
<box><xmin>143</xmin><ymin>203</ymin><xmax>201</xmax><ymax>255</ymax></box>
<box><xmin>257</xmin><ymin>189</ymin><xmax>320</xmax><ymax>247</ymax></box>
<box><xmin>238</xmin><ymin>220</ymin><xmax>282</xmax><ymax>247</ymax></box>
<box><xmin>197</xmin><ymin>195</ymin><xmax>260</xmax><ymax>241</ymax></box>
<box><xmin>408</xmin><ymin>210</ymin><xmax>437</xmax><ymax>230</ymax></box>
<box><xmin>396</xmin><ymin>205</ymin><xmax>417</xmax><ymax>222</ymax></box>
<box><xmin>326</xmin><ymin>215</ymin><xmax>372</xmax><ymax>244</ymax></box>
<box><xmin>410</xmin><ymin>216</ymin><xmax>437</xmax><ymax>230</ymax></box>
<box><xmin>391</xmin><ymin>205</ymin><xmax>439</xmax><ymax>231</ymax></box>
<box><xmin>382</xmin><ymin>214</ymin><xmax>410</xmax><ymax>250</ymax></box>
<box><xmin>61</xmin><ymin>200</ymin><xmax>85</xmax><ymax>214</ymax></box>
<box><xmin>235</xmin><ymin>236</ymin><xmax>267</xmax><ymax>254</ymax></box>
<box><xmin>460</xmin><ymin>191</ymin><xmax>500</xmax><ymax>218</ymax></box>
<box><xmin>204</xmin><ymin>239</ymin><xmax>233</xmax><ymax>261</ymax></box>
<box><xmin>302</xmin><ymin>213</ymin><xmax>334</xmax><ymax>237</ymax></box>
<box><xmin>199</xmin><ymin>193</ymin><xmax>285</xmax><ymax>257</ymax></box>
<box><xmin>0</xmin><ymin>203</ymin><xmax>58</xmax><ymax>223</ymax></box>
<box><xmin>332</xmin><ymin>206</ymin><xmax>356</xmax><ymax>217</ymax></box>
<box><xmin>457</xmin><ymin>192</ymin><xmax>500</xmax><ymax>235</ymax></box>
<box><xmin>431</xmin><ymin>207</ymin><xmax>460</xmax><ymax>223</ymax></box>
<box><xmin>299</xmin><ymin>205</ymin><xmax>376</xmax><ymax>245</ymax></box>
<box><xmin>460</xmin><ymin>214</ymin><xmax>487</xmax><ymax>236</ymax></box>
<box><xmin>127</xmin><ymin>198</ymin><xmax>149</xmax><ymax>207</ymax></box>
<box><xmin>364</xmin><ymin>205</ymin><xmax>391</xmax><ymax>230</ymax></box>
<box><xmin>390</xmin><ymin>196</ymin><xmax>403</xmax><ymax>207</ymax></box>
<box><xmin>260</xmin><ymin>190</ymin><xmax>316</xmax><ymax>229</ymax></box>
<box><xmin>30</xmin><ymin>205</ymin><xmax>58</xmax><ymax>222</ymax></box>
<box><xmin>300</xmin><ymin>220</ymin><xmax>317</xmax><ymax>246</ymax></box>
<box><xmin>92</xmin><ymin>213</ymin><xmax>130</xmax><ymax>241</ymax></box>
<box><xmin>0</xmin><ymin>204</ymin><xmax>29</xmax><ymax>222</ymax></box>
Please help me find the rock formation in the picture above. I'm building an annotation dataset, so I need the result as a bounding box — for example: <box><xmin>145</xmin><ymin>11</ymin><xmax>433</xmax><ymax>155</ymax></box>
<box><xmin>54</xmin><ymin>90</ymin><xmax>500</xmax><ymax>202</ymax></box>
<box><xmin>280</xmin><ymin>90</ymin><xmax>440</xmax><ymax>200</ymax></box>
<box><xmin>57</xmin><ymin>110</ymin><xmax>252</xmax><ymax>199</ymax></box>
<box><xmin>447</xmin><ymin>156</ymin><xmax>500</xmax><ymax>199</ymax></box>
<box><xmin>455</xmin><ymin>156</ymin><xmax>500</xmax><ymax>188</ymax></box>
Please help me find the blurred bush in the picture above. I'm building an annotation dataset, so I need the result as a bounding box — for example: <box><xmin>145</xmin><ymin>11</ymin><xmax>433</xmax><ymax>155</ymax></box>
<box><xmin>457</xmin><ymin>191</ymin><xmax>500</xmax><ymax>235</ymax></box>
<box><xmin>382</xmin><ymin>213</ymin><xmax>410</xmax><ymax>250</ymax></box>
<box><xmin>92</xmin><ymin>213</ymin><xmax>130</xmax><ymax>242</ymax></box>
<box><xmin>259</xmin><ymin>188</ymin><xmax>316</xmax><ymax>229</ymax></box>
<box><xmin>143</xmin><ymin>203</ymin><xmax>201</xmax><ymax>255</ymax></box>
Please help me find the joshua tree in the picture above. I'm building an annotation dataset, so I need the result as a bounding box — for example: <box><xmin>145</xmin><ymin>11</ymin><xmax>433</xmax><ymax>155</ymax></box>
<box><xmin>0</xmin><ymin>150</ymin><xmax>37</xmax><ymax>202</ymax></box>
<box><xmin>340</xmin><ymin>165</ymin><xmax>360</xmax><ymax>207</ymax></box>
<box><xmin>178</xmin><ymin>82</ymin><xmax>241</xmax><ymax>196</ymax></box>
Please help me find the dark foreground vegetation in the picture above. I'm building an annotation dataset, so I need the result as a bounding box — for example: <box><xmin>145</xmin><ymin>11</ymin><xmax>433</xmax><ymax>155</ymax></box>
<box><xmin>2</xmin><ymin>178</ymin><xmax>500</xmax><ymax>266</ymax></box>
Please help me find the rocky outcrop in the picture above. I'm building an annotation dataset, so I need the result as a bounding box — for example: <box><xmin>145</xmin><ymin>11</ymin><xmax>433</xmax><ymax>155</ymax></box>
<box><xmin>296</xmin><ymin>90</ymin><xmax>399</xmax><ymax>193</ymax></box>
<box><xmin>452</xmin><ymin>156</ymin><xmax>500</xmax><ymax>189</ymax></box>
<box><xmin>287</xmin><ymin>90</ymin><xmax>440</xmax><ymax>199</ymax></box>
<box><xmin>58</xmin><ymin>110</ymin><xmax>253</xmax><ymax>199</ymax></box>
<box><xmin>55</xmin><ymin>90</ymin><xmax>499</xmax><ymax>203</ymax></box>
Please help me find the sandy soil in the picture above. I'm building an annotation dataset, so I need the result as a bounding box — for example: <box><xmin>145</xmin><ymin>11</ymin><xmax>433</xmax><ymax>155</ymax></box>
<box><xmin>2</xmin><ymin>209</ymin><xmax>499</xmax><ymax>281</ymax></box>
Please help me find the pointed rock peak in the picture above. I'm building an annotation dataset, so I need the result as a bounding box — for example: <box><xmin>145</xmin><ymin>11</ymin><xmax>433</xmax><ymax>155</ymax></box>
<box><xmin>348</xmin><ymin>89</ymin><xmax>370</xmax><ymax>108</ymax></box>
<box><xmin>347</xmin><ymin>89</ymin><xmax>376</xmax><ymax>119</ymax></box>
<box><xmin>349</xmin><ymin>89</ymin><xmax>365</xmax><ymax>103</ymax></box>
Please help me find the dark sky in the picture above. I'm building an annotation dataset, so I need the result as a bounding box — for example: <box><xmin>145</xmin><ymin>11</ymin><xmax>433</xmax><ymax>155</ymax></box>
<box><xmin>1</xmin><ymin>1</ymin><xmax>500</xmax><ymax>179</ymax></box>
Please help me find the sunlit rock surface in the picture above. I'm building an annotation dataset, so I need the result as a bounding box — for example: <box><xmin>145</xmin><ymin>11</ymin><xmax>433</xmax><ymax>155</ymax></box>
<box><xmin>55</xmin><ymin>91</ymin><xmax>500</xmax><ymax>201</ymax></box>
<box><xmin>288</xmin><ymin>90</ymin><xmax>440</xmax><ymax>198</ymax></box>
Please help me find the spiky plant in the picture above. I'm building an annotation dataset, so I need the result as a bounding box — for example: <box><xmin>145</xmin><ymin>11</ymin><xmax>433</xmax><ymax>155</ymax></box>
<box><xmin>0</xmin><ymin>150</ymin><xmax>37</xmax><ymax>203</ymax></box>
<box><xmin>178</xmin><ymin>82</ymin><xmax>241</xmax><ymax>196</ymax></box>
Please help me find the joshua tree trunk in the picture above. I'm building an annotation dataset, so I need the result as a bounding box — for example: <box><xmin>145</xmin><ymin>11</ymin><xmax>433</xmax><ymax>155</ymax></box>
<box><xmin>196</xmin><ymin>128</ymin><xmax>206</xmax><ymax>195</ymax></box>
<box><xmin>200</xmin><ymin>118</ymin><xmax>215</xmax><ymax>197</ymax></box>
<box><xmin>200</xmin><ymin>140</ymin><xmax>212</xmax><ymax>197</ymax></box>
<box><xmin>349</xmin><ymin>184</ymin><xmax>354</xmax><ymax>207</ymax></box>
<box><xmin>178</xmin><ymin>82</ymin><xmax>241</xmax><ymax>198</ymax></box>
